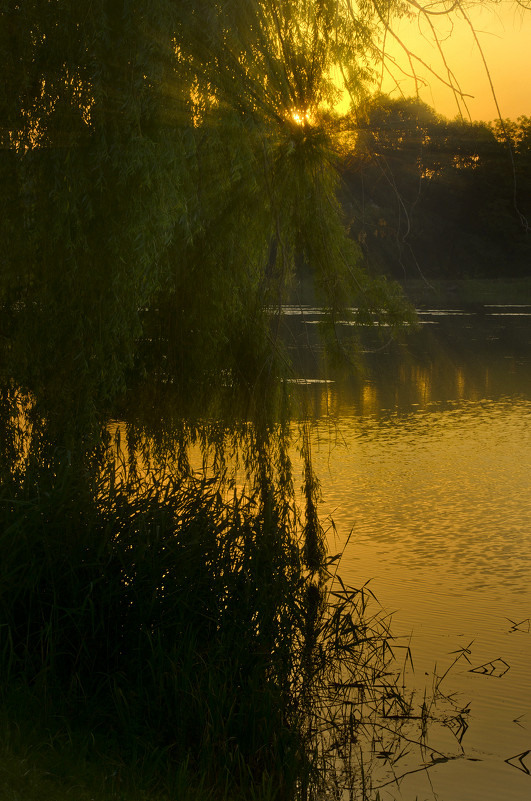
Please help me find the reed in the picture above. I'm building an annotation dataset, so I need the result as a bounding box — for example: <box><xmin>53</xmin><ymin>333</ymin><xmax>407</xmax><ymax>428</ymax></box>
<box><xmin>0</xmin><ymin>451</ymin><xmax>461</xmax><ymax>800</ymax></box>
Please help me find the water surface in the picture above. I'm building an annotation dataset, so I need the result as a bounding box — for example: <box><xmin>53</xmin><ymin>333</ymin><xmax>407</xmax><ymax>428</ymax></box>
<box><xmin>289</xmin><ymin>305</ymin><xmax>531</xmax><ymax>800</ymax></box>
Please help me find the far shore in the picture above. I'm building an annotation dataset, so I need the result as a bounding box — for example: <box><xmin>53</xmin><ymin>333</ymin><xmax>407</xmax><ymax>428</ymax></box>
<box><xmin>399</xmin><ymin>277</ymin><xmax>531</xmax><ymax>309</ymax></box>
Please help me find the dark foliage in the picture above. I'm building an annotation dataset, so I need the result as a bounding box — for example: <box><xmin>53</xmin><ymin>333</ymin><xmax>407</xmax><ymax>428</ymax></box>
<box><xmin>339</xmin><ymin>96</ymin><xmax>531</xmax><ymax>281</ymax></box>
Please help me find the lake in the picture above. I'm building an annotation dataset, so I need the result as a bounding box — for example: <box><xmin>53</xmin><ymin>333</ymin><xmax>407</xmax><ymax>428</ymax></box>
<box><xmin>286</xmin><ymin>303</ymin><xmax>531</xmax><ymax>800</ymax></box>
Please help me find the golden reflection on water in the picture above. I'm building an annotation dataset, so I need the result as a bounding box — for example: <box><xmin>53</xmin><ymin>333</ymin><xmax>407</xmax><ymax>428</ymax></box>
<box><xmin>361</xmin><ymin>382</ymin><xmax>378</xmax><ymax>416</ymax></box>
<box><xmin>309</xmin><ymin>398</ymin><xmax>531</xmax><ymax>592</ymax></box>
<box><xmin>413</xmin><ymin>363</ymin><xmax>431</xmax><ymax>404</ymax></box>
<box><xmin>298</xmin><ymin>361</ymin><xmax>503</xmax><ymax>421</ymax></box>
<box><xmin>296</xmin><ymin>378</ymin><xmax>531</xmax><ymax>800</ymax></box>
<box><xmin>456</xmin><ymin>366</ymin><xmax>465</xmax><ymax>399</ymax></box>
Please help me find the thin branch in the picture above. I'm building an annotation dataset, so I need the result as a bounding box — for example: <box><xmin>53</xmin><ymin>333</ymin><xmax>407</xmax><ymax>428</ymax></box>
<box><xmin>368</xmin><ymin>0</ymin><xmax>474</xmax><ymax>99</ymax></box>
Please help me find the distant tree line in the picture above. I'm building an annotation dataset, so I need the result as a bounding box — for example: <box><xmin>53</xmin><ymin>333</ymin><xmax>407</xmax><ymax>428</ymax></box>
<box><xmin>339</xmin><ymin>96</ymin><xmax>531</xmax><ymax>280</ymax></box>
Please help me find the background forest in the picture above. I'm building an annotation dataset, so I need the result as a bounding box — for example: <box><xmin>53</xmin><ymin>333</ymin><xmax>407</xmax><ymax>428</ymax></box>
<box><xmin>339</xmin><ymin>97</ymin><xmax>531</xmax><ymax>282</ymax></box>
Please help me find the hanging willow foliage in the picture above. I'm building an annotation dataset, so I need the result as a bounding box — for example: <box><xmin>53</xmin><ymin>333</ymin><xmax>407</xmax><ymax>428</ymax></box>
<box><xmin>1</xmin><ymin>0</ymin><xmax>497</xmax><ymax>455</ymax></box>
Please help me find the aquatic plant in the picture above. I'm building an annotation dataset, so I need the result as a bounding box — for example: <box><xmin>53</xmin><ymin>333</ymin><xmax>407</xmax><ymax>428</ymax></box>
<box><xmin>0</xmin><ymin>442</ymin><xmax>467</xmax><ymax>800</ymax></box>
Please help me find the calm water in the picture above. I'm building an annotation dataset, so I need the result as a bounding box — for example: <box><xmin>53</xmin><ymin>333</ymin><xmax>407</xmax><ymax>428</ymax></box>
<box><xmin>288</xmin><ymin>305</ymin><xmax>531</xmax><ymax>800</ymax></box>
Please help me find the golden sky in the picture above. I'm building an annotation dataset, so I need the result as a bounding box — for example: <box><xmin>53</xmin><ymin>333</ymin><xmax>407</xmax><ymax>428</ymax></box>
<box><xmin>379</xmin><ymin>1</ymin><xmax>531</xmax><ymax>121</ymax></box>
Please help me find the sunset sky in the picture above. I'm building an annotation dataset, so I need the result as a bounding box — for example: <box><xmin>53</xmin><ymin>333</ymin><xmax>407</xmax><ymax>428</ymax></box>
<box><xmin>374</xmin><ymin>1</ymin><xmax>531</xmax><ymax>122</ymax></box>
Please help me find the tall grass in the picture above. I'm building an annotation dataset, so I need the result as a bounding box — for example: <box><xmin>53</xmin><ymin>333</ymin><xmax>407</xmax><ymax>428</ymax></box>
<box><xmin>0</xmin><ymin>448</ymin><xmax>462</xmax><ymax>800</ymax></box>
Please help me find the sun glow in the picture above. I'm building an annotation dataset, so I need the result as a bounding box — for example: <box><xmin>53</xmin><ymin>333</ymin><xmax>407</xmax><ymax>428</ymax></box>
<box><xmin>290</xmin><ymin>109</ymin><xmax>314</xmax><ymax>126</ymax></box>
<box><xmin>331</xmin><ymin>3</ymin><xmax>531</xmax><ymax>122</ymax></box>
<box><xmin>379</xmin><ymin>3</ymin><xmax>531</xmax><ymax>121</ymax></box>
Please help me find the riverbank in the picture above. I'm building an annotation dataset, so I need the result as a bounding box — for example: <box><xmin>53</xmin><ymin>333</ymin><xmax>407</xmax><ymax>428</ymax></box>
<box><xmin>291</xmin><ymin>274</ymin><xmax>531</xmax><ymax>310</ymax></box>
<box><xmin>0</xmin><ymin>720</ymin><xmax>235</xmax><ymax>801</ymax></box>
<box><xmin>399</xmin><ymin>277</ymin><xmax>531</xmax><ymax>308</ymax></box>
<box><xmin>0</xmin><ymin>724</ymin><xmax>163</xmax><ymax>801</ymax></box>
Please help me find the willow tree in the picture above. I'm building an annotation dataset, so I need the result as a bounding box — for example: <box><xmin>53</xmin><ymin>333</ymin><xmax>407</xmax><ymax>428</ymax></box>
<box><xmin>0</xmin><ymin>0</ymin><xmax>517</xmax><ymax>458</ymax></box>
